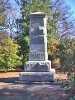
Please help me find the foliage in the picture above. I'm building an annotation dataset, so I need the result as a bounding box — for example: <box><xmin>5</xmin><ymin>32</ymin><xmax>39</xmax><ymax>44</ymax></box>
<box><xmin>59</xmin><ymin>39</ymin><xmax>75</xmax><ymax>71</ymax></box>
<box><xmin>52</xmin><ymin>58</ymin><xmax>60</xmax><ymax>69</ymax></box>
<box><xmin>59</xmin><ymin>39</ymin><xmax>75</xmax><ymax>100</ymax></box>
<box><xmin>0</xmin><ymin>0</ymin><xmax>6</xmax><ymax>26</ymax></box>
<box><xmin>0</xmin><ymin>31</ymin><xmax>8</xmax><ymax>52</ymax></box>
<box><xmin>16</xmin><ymin>34</ymin><xmax>29</xmax><ymax>64</ymax></box>
<box><xmin>48</xmin><ymin>36</ymin><xmax>60</xmax><ymax>68</ymax></box>
<box><xmin>0</xmin><ymin>38</ymin><xmax>22</xmax><ymax>70</ymax></box>
<box><xmin>16</xmin><ymin>0</ymin><xmax>56</xmax><ymax>36</ymax></box>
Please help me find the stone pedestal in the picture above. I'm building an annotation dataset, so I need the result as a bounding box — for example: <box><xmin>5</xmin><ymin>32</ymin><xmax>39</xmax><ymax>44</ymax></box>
<box><xmin>19</xmin><ymin>70</ymin><xmax>55</xmax><ymax>82</ymax></box>
<box><xmin>19</xmin><ymin>12</ymin><xmax>55</xmax><ymax>82</ymax></box>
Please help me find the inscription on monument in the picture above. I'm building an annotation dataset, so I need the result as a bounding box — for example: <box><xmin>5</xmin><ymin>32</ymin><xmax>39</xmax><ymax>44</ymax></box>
<box><xmin>29</xmin><ymin>52</ymin><xmax>45</xmax><ymax>61</ymax></box>
<box><xmin>24</xmin><ymin>61</ymin><xmax>51</xmax><ymax>72</ymax></box>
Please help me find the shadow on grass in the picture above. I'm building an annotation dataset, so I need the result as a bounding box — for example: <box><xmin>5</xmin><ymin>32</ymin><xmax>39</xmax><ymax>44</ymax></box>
<box><xmin>0</xmin><ymin>88</ymin><xmax>66</xmax><ymax>100</ymax></box>
<box><xmin>0</xmin><ymin>77</ymin><xmax>19</xmax><ymax>83</ymax></box>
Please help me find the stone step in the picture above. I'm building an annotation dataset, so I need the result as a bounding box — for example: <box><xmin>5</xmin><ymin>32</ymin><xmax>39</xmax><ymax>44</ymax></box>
<box><xmin>19</xmin><ymin>69</ymin><xmax>55</xmax><ymax>82</ymax></box>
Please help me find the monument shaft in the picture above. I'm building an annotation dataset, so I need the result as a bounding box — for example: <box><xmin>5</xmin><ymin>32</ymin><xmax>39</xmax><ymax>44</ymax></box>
<box><xmin>29</xmin><ymin>12</ymin><xmax>48</xmax><ymax>61</ymax></box>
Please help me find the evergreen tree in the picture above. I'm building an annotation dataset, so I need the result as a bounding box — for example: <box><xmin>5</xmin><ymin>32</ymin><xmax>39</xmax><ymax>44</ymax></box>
<box><xmin>0</xmin><ymin>38</ymin><xmax>22</xmax><ymax>70</ymax></box>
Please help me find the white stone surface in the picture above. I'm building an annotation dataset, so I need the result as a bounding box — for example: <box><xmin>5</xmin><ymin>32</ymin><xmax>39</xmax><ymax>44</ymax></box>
<box><xmin>29</xmin><ymin>12</ymin><xmax>48</xmax><ymax>61</ymax></box>
<box><xmin>30</xmin><ymin>44</ymin><xmax>45</xmax><ymax>52</ymax></box>
<box><xmin>19</xmin><ymin>71</ymin><xmax>55</xmax><ymax>82</ymax></box>
<box><xmin>19</xmin><ymin>12</ymin><xmax>55</xmax><ymax>82</ymax></box>
<box><xmin>24</xmin><ymin>61</ymin><xmax>51</xmax><ymax>71</ymax></box>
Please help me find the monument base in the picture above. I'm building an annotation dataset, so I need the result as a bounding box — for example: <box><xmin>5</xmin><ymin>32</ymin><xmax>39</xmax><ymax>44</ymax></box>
<box><xmin>19</xmin><ymin>69</ymin><xmax>55</xmax><ymax>82</ymax></box>
<box><xmin>24</xmin><ymin>61</ymin><xmax>51</xmax><ymax>72</ymax></box>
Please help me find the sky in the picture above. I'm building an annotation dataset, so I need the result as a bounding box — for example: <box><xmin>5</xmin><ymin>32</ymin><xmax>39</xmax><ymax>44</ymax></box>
<box><xmin>66</xmin><ymin>0</ymin><xmax>75</xmax><ymax>16</ymax></box>
<box><xmin>7</xmin><ymin>0</ymin><xmax>75</xmax><ymax>11</ymax></box>
<box><xmin>8</xmin><ymin>0</ymin><xmax>75</xmax><ymax>17</ymax></box>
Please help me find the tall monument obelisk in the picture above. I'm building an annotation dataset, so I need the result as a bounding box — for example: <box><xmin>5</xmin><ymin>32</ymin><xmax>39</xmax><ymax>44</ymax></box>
<box><xmin>19</xmin><ymin>12</ymin><xmax>55</xmax><ymax>82</ymax></box>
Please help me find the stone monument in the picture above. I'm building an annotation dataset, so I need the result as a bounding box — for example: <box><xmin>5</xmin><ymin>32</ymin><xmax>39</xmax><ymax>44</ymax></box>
<box><xmin>19</xmin><ymin>12</ymin><xmax>55</xmax><ymax>82</ymax></box>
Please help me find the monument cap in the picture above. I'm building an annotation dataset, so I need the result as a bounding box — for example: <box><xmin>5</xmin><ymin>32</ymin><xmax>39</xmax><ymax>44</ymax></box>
<box><xmin>29</xmin><ymin>12</ymin><xmax>46</xmax><ymax>18</ymax></box>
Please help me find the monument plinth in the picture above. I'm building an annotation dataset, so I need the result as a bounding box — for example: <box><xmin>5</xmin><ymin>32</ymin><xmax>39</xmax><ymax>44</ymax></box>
<box><xmin>19</xmin><ymin>12</ymin><xmax>55</xmax><ymax>82</ymax></box>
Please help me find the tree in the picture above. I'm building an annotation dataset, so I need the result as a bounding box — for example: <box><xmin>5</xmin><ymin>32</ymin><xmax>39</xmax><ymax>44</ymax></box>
<box><xmin>48</xmin><ymin>38</ymin><xmax>60</xmax><ymax>68</ymax></box>
<box><xmin>47</xmin><ymin>0</ymin><xmax>75</xmax><ymax>68</ymax></box>
<box><xmin>0</xmin><ymin>0</ymin><xmax>6</xmax><ymax>26</ymax></box>
<box><xmin>52</xmin><ymin>0</ymin><xmax>75</xmax><ymax>38</ymax></box>
<box><xmin>16</xmin><ymin>34</ymin><xmax>29</xmax><ymax>64</ymax></box>
<box><xmin>59</xmin><ymin>39</ymin><xmax>75</xmax><ymax>100</ymax></box>
<box><xmin>16</xmin><ymin>0</ymin><xmax>55</xmax><ymax>35</ymax></box>
<box><xmin>0</xmin><ymin>38</ymin><xmax>22</xmax><ymax>70</ymax></box>
<box><xmin>0</xmin><ymin>31</ymin><xmax>9</xmax><ymax>53</ymax></box>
